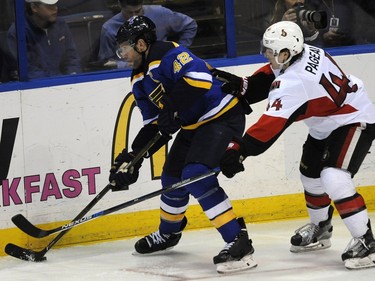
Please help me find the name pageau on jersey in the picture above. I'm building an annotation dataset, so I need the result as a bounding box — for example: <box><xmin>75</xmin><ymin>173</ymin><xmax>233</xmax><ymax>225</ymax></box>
<box><xmin>130</xmin><ymin>41</ymin><xmax>240</xmax><ymax>130</ymax></box>
<box><xmin>245</xmin><ymin>43</ymin><xmax>375</xmax><ymax>155</ymax></box>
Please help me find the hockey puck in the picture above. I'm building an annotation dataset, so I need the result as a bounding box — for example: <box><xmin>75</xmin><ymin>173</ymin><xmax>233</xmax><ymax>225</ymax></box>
<box><xmin>34</xmin><ymin>256</ymin><xmax>47</xmax><ymax>262</ymax></box>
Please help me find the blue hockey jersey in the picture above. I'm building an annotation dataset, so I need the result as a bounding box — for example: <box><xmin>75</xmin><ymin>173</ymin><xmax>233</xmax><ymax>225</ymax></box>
<box><xmin>130</xmin><ymin>41</ymin><xmax>240</xmax><ymax>130</ymax></box>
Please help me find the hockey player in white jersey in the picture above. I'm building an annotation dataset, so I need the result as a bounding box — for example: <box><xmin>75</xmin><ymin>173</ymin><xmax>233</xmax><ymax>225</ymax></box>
<box><xmin>218</xmin><ymin>21</ymin><xmax>375</xmax><ymax>270</ymax></box>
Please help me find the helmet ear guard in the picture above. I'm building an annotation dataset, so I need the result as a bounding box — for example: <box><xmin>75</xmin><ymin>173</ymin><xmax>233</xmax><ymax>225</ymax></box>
<box><xmin>261</xmin><ymin>21</ymin><xmax>304</xmax><ymax>65</ymax></box>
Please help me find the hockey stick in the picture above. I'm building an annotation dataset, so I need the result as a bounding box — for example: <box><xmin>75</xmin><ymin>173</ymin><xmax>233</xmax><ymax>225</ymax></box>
<box><xmin>5</xmin><ymin>132</ymin><xmax>162</xmax><ymax>261</ymax></box>
<box><xmin>5</xmin><ymin>167</ymin><xmax>220</xmax><ymax>262</ymax></box>
<box><xmin>10</xmin><ymin>132</ymin><xmax>162</xmax><ymax>239</ymax></box>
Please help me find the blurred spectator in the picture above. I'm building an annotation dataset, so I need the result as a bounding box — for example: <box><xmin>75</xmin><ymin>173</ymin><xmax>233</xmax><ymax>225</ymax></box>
<box><xmin>7</xmin><ymin>0</ymin><xmax>81</xmax><ymax>79</ymax></box>
<box><xmin>267</xmin><ymin>0</ymin><xmax>359</xmax><ymax>48</ymax></box>
<box><xmin>0</xmin><ymin>49</ymin><xmax>7</xmax><ymax>82</ymax></box>
<box><xmin>267</xmin><ymin>0</ymin><xmax>320</xmax><ymax>44</ymax></box>
<box><xmin>309</xmin><ymin>0</ymin><xmax>359</xmax><ymax>47</ymax></box>
<box><xmin>0</xmin><ymin>43</ymin><xmax>17</xmax><ymax>82</ymax></box>
<box><xmin>349</xmin><ymin>0</ymin><xmax>375</xmax><ymax>44</ymax></box>
<box><xmin>97</xmin><ymin>0</ymin><xmax>197</xmax><ymax>69</ymax></box>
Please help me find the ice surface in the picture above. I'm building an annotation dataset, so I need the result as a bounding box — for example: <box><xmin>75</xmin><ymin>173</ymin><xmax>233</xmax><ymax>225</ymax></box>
<box><xmin>1</xmin><ymin>213</ymin><xmax>375</xmax><ymax>281</ymax></box>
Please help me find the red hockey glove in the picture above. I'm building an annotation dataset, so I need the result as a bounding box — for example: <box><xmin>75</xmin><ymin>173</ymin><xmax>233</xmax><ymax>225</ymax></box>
<box><xmin>220</xmin><ymin>138</ymin><xmax>246</xmax><ymax>178</ymax></box>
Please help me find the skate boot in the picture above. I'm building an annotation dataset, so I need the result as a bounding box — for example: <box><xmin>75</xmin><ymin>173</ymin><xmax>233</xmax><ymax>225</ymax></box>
<box><xmin>342</xmin><ymin>222</ymin><xmax>375</xmax><ymax>270</ymax></box>
<box><xmin>134</xmin><ymin>216</ymin><xmax>187</xmax><ymax>254</ymax></box>
<box><xmin>213</xmin><ymin>217</ymin><xmax>257</xmax><ymax>274</ymax></box>
<box><xmin>290</xmin><ymin>205</ymin><xmax>334</xmax><ymax>253</ymax></box>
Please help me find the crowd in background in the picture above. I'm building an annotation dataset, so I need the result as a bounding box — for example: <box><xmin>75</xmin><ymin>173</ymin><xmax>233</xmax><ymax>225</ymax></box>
<box><xmin>0</xmin><ymin>0</ymin><xmax>374</xmax><ymax>82</ymax></box>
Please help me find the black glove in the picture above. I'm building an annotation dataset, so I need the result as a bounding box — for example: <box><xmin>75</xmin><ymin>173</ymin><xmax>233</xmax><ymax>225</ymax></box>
<box><xmin>211</xmin><ymin>68</ymin><xmax>248</xmax><ymax>97</ymax></box>
<box><xmin>109</xmin><ymin>151</ymin><xmax>143</xmax><ymax>191</ymax></box>
<box><xmin>220</xmin><ymin>138</ymin><xmax>246</xmax><ymax>178</ymax></box>
<box><xmin>131</xmin><ymin>125</ymin><xmax>170</xmax><ymax>157</ymax></box>
<box><xmin>158</xmin><ymin>96</ymin><xmax>180</xmax><ymax>138</ymax></box>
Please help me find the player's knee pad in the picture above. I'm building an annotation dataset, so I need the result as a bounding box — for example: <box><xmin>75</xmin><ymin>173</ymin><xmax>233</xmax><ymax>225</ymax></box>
<box><xmin>300</xmin><ymin>173</ymin><xmax>331</xmax><ymax>209</ymax></box>
<box><xmin>300</xmin><ymin>173</ymin><xmax>324</xmax><ymax>195</ymax></box>
<box><xmin>320</xmin><ymin>167</ymin><xmax>355</xmax><ymax>201</ymax></box>
<box><xmin>161</xmin><ymin>173</ymin><xmax>189</xmax><ymax>199</ymax></box>
<box><xmin>161</xmin><ymin>172</ymin><xmax>179</xmax><ymax>187</ymax></box>
<box><xmin>182</xmin><ymin>163</ymin><xmax>218</xmax><ymax>198</ymax></box>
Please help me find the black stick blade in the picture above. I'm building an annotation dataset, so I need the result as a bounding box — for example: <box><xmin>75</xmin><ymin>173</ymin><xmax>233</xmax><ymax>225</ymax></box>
<box><xmin>5</xmin><ymin>243</ymin><xmax>47</xmax><ymax>262</ymax></box>
<box><xmin>11</xmin><ymin>214</ymin><xmax>49</xmax><ymax>238</ymax></box>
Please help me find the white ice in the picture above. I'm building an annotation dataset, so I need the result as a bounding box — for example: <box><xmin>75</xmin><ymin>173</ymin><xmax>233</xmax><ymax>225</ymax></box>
<box><xmin>1</xmin><ymin>213</ymin><xmax>375</xmax><ymax>281</ymax></box>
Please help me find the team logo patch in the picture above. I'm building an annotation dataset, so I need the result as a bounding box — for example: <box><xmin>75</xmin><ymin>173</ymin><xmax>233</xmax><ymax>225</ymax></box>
<box><xmin>149</xmin><ymin>83</ymin><xmax>165</xmax><ymax>108</ymax></box>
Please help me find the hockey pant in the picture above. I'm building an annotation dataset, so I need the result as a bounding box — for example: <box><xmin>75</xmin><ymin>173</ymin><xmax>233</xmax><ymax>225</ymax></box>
<box><xmin>159</xmin><ymin>110</ymin><xmax>245</xmax><ymax>243</ymax></box>
<box><xmin>299</xmin><ymin>123</ymin><xmax>375</xmax><ymax>238</ymax></box>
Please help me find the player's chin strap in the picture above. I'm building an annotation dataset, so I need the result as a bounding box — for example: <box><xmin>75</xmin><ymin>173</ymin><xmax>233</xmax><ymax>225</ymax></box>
<box><xmin>278</xmin><ymin>50</ymin><xmax>304</xmax><ymax>69</ymax></box>
<box><xmin>275</xmin><ymin>53</ymin><xmax>292</xmax><ymax>68</ymax></box>
<box><xmin>132</xmin><ymin>38</ymin><xmax>151</xmax><ymax>68</ymax></box>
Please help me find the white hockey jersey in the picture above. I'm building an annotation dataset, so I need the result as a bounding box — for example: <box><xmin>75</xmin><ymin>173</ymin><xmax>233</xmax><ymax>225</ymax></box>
<box><xmin>245</xmin><ymin>44</ymin><xmax>375</xmax><ymax>155</ymax></box>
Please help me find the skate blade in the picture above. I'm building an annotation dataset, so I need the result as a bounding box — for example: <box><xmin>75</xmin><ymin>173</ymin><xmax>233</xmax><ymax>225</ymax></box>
<box><xmin>344</xmin><ymin>253</ymin><xmax>375</xmax><ymax>270</ymax></box>
<box><xmin>216</xmin><ymin>254</ymin><xmax>257</xmax><ymax>274</ymax></box>
<box><xmin>131</xmin><ymin>247</ymin><xmax>175</xmax><ymax>256</ymax></box>
<box><xmin>290</xmin><ymin>239</ymin><xmax>331</xmax><ymax>253</ymax></box>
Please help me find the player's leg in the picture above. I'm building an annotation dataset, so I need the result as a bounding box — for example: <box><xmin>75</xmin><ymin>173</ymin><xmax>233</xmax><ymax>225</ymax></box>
<box><xmin>134</xmin><ymin>130</ymin><xmax>191</xmax><ymax>254</ymax></box>
<box><xmin>183</xmin><ymin>113</ymin><xmax>256</xmax><ymax>273</ymax></box>
<box><xmin>321</xmin><ymin>123</ymin><xmax>375</xmax><ymax>269</ymax></box>
<box><xmin>290</xmin><ymin>135</ymin><xmax>334</xmax><ymax>252</ymax></box>
<box><xmin>183</xmin><ymin>162</ymin><xmax>256</xmax><ymax>273</ymax></box>
<box><xmin>134</xmin><ymin>175</ymin><xmax>189</xmax><ymax>254</ymax></box>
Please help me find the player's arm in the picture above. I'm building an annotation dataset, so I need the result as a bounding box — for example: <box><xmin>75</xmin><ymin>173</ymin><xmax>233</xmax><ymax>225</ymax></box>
<box><xmin>132</xmin><ymin>88</ymin><xmax>174</xmax><ymax>154</ymax></box>
<box><xmin>109</xmin><ymin>92</ymin><xmax>166</xmax><ymax>190</ymax></box>
<box><xmin>149</xmin><ymin>48</ymin><xmax>212</xmax><ymax>114</ymax></box>
<box><xmin>220</xmin><ymin>101</ymin><xmax>307</xmax><ymax>178</ymax></box>
<box><xmin>211</xmin><ymin>64</ymin><xmax>275</xmax><ymax>104</ymax></box>
<box><xmin>164</xmin><ymin>49</ymin><xmax>212</xmax><ymax>110</ymax></box>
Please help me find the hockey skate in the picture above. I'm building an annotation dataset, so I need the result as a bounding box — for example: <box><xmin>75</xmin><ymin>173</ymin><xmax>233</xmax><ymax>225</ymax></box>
<box><xmin>290</xmin><ymin>205</ymin><xmax>334</xmax><ymax>253</ymax></box>
<box><xmin>134</xmin><ymin>217</ymin><xmax>187</xmax><ymax>254</ymax></box>
<box><xmin>213</xmin><ymin>217</ymin><xmax>257</xmax><ymax>274</ymax></box>
<box><xmin>342</xmin><ymin>224</ymin><xmax>375</xmax><ymax>270</ymax></box>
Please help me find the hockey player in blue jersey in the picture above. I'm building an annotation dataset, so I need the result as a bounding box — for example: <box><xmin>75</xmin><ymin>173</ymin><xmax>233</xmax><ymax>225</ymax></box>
<box><xmin>109</xmin><ymin>15</ymin><xmax>256</xmax><ymax>273</ymax></box>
